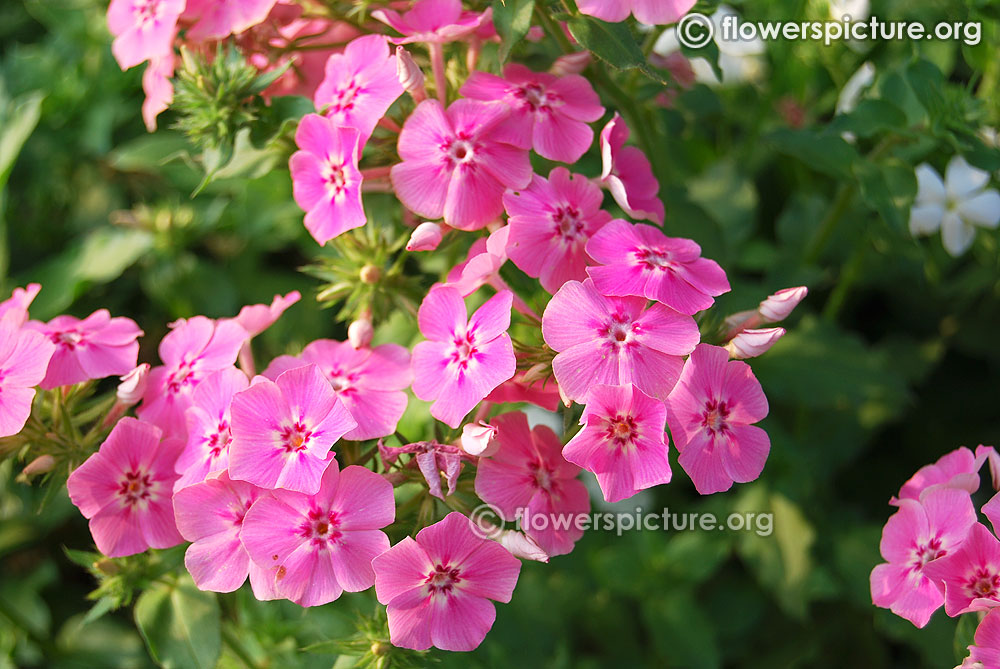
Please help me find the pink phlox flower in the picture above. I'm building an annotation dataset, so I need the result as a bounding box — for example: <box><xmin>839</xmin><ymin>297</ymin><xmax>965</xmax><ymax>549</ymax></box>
<box><xmin>66</xmin><ymin>417</ymin><xmax>184</xmax><ymax>557</ymax></box>
<box><xmin>475</xmin><ymin>411</ymin><xmax>589</xmax><ymax>555</ymax></box>
<box><xmin>870</xmin><ymin>486</ymin><xmax>977</xmax><ymax>627</ymax></box>
<box><xmin>586</xmin><ymin>219</ymin><xmax>730</xmax><ymax>314</ymax></box>
<box><xmin>181</xmin><ymin>0</ymin><xmax>278</xmax><ymax>41</ymax></box>
<box><xmin>460</xmin><ymin>420</ymin><xmax>498</xmax><ymax>457</ymax></box>
<box><xmin>563</xmin><ymin>383</ymin><xmax>671</xmax><ymax>503</ymax></box>
<box><xmin>578</xmin><ymin>0</ymin><xmax>696</xmax><ymax>25</ymax></box>
<box><xmin>262</xmin><ymin>339</ymin><xmax>412</xmax><ymax>441</ymax></box>
<box><xmin>460</xmin><ymin>64</ymin><xmax>604</xmax><ymax>163</ymax></box>
<box><xmin>175</xmin><ymin>367</ymin><xmax>249</xmax><ymax>490</ymax></box>
<box><xmin>411</xmin><ymin>286</ymin><xmax>516</xmax><ymax>428</ymax></box>
<box><xmin>107</xmin><ymin>0</ymin><xmax>184</xmax><ymax>70</ymax></box>
<box><xmin>142</xmin><ymin>52</ymin><xmax>175</xmax><ymax>132</ymax></box>
<box><xmin>923</xmin><ymin>522</ymin><xmax>1000</xmax><ymax>616</ymax></box>
<box><xmin>380</xmin><ymin>439</ymin><xmax>466</xmax><ymax>500</ymax></box>
<box><xmin>600</xmin><ymin>113</ymin><xmax>664</xmax><ymax>224</ymax></box>
<box><xmin>665</xmin><ymin>344</ymin><xmax>770</xmax><ymax>494</ymax></box>
<box><xmin>290</xmin><ymin>113</ymin><xmax>365</xmax><ymax>245</ymax></box>
<box><xmin>232</xmin><ymin>291</ymin><xmax>301</xmax><ymax>338</ymax></box>
<box><xmin>0</xmin><ymin>283</ymin><xmax>40</xmax><ymax>327</ymax></box>
<box><xmin>969</xmin><ymin>608</ymin><xmax>1000</xmax><ymax>667</ymax></box>
<box><xmin>0</xmin><ymin>317</ymin><xmax>55</xmax><ymax>438</ymax></box>
<box><xmin>503</xmin><ymin>167</ymin><xmax>612</xmax><ymax>294</ymax></box>
<box><xmin>314</xmin><ymin>35</ymin><xmax>404</xmax><ymax>149</ymax></box>
<box><xmin>391</xmin><ymin>99</ymin><xmax>532</xmax><ymax>230</ymax></box>
<box><xmin>484</xmin><ymin>371</ymin><xmax>562</xmax><ymax>412</ymax></box>
<box><xmin>444</xmin><ymin>227</ymin><xmax>537</xmax><ymax>318</ymax></box>
<box><xmin>241</xmin><ymin>459</ymin><xmax>394</xmax><ymax>606</ymax></box>
<box><xmin>372</xmin><ymin>512</ymin><xmax>521</xmax><ymax>651</ymax></box>
<box><xmin>541</xmin><ymin>279</ymin><xmax>699</xmax><ymax>403</ymax></box>
<box><xmin>228</xmin><ymin>364</ymin><xmax>357</xmax><ymax>494</ymax></box>
<box><xmin>26</xmin><ymin>310</ymin><xmax>143</xmax><ymax>390</ymax></box>
<box><xmin>372</xmin><ymin>0</ymin><xmax>491</xmax><ymax>44</ymax></box>
<box><xmin>891</xmin><ymin>446</ymin><xmax>989</xmax><ymax>506</ymax></box>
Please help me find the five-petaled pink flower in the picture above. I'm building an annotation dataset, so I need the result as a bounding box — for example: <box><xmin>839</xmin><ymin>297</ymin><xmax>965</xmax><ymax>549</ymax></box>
<box><xmin>26</xmin><ymin>310</ymin><xmax>143</xmax><ymax>390</ymax></box>
<box><xmin>870</xmin><ymin>486</ymin><xmax>976</xmax><ymax>628</ymax></box>
<box><xmin>542</xmin><ymin>279</ymin><xmax>699</xmax><ymax>403</ymax></box>
<box><xmin>563</xmin><ymin>384</ymin><xmax>671</xmax><ymax>503</ymax></box>
<box><xmin>665</xmin><ymin>344</ymin><xmax>770</xmax><ymax>494</ymax></box>
<box><xmin>923</xmin><ymin>522</ymin><xmax>1000</xmax><ymax>616</ymax></box>
<box><xmin>372</xmin><ymin>512</ymin><xmax>521</xmax><ymax>651</ymax></box>
<box><xmin>475</xmin><ymin>412</ymin><xmax>589</xmax><ymax>555</ymax></box>
<box><xmin>181</xmin><ymin>0</ymin><xmax>278</xmax><ymax>41</ymax></box>
<box><xmin>233</xmin><ymin>291</ymin><xmax>301</xmax><ymax>338</ymax></box>
<box><xmin>412</xmin><ymin>286</ymin><xmax>516</xmax><ymax>428</ymax></box>
<box><xmin>0</xmin><ymin>283</ymin><xmax>40</xmax><ymax>326</ymax></box>
<box><xmin>263</xmin><ymin>339</ymin><xmax>412</xmax><ymax>441</ymax></box>
<box><xmin>600</xmin><ymin>113</ymin><xmax>664</xmax><ymax>224</ymax></box>
<box><xmin>503</xmin><ymin>167</ymin><xmax>612</xmax><ymax>294</ymax></box>
<box><xmin>107</xmin><ymin>0</ymin><xmax>184</xmax><ymax>70</ymax></box>
<box><xmin>314</xmin><ymin>35</ymin><xmax>404</xmax><ymax>149</ymax></box>
<box><xmin>228</xmin><ymin>364</ymin><xmax>356</xmax><ymax>494</ymax></box>
<box><xmin>391</xmin><ymin>99</ymin><xmax>532</xmax><ymax>230</ymax></box>
<box><xmin>578</xmin><ymin>0</ymin><xmax>696</xmax><ymax>25</ymax></box>
<box><xmin>290</xmin><ymin>113</ymin><xmax>365</xmax><ymax>245</ymax></box>
<box><xmin>968</xmin><ymin>608</ymin><xmax>1000</xmax><ymax>666</ymax></box>
<box><xmin>66</xmin><ymin>417</ymin><xmax>184</xmax><ymax>557</ymax></box>
<box><xmin>241</xmin><ymin>459</ymin><xmax>394</xmax><ymax>606</ymax></box>
<box><xmin>460</xmin><ymin>64</ymin><xmax>604</xmax><ymax>163</ymax></box>
<box><xmin>586</xmin><ymin>219</ymin><xmax>730</xmax><ymax>315</ymax></box>
<box><xmin>0</xmin><ymin>318</ymin><xmax>55</xmax><ymax>438</ymax></box>
<box><xmin>891</xmin><ymin>446</ymin><xmax>989</xmax><ymax>506</ymax></box>
<box><xmin>372</xmin><ymin>0</ymin><xmax>490</xmax><ymax>44</ymax></box>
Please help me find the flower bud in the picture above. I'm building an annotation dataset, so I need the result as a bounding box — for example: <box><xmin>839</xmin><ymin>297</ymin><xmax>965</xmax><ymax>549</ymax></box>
<box><xmin>348</xmin><ymin>318</ymin><xmax>374</xmax><ymax>349</ymax></box>
<box><xmin>21</xmin><ymin>454</ymin><xmax>55</xmax><ymax>478</ymax></box>
<box><xmin>359</xmin><ymin>264</ymin><xmax>381</xmax><ymax>284</ymax></box>
<box><xmin>406</xmin><ymin>222</ymin><xmax>444</xmax><ymax>252</ymax></box>
<box><xmin>498</xmin><ymin>528</ymin><xmax>549</xmax><ymax>563</ymax></box>
<box><xmin>549</xmin><ymin>51</ymin><xmax>591</xmax><ymax>77</ymax></box>
<box><xmin>116</xmin><ymin>363</ymin><xmax>150</xmax><ymax>406</ymax></box>
<box><xmin>460</xmin><ymin>421</ymin><xmax>498</xmax><ymax>457</ymax></box>
<box><xmin>758</xmin><ymin>286</ymin><xmax>807</xmax><ymax>323</ymax></box>
<box><xmin>396</xmin><ymin>46</ymin><xmax>427</xmax><ymax>102</ymax></box>
<box><xmin>726</xmin><ymin>327</ymin><xmax>785</xmax><ymax>359</ymax></box>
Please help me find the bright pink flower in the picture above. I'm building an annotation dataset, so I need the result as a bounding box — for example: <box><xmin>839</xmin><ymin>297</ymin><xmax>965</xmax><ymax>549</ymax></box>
<box><xmin>372</xmin><ymin>0</ymin><xmax>490</xmax><ymax>44</ymax></box>
<box><xmin>969</xmin><ymin>608</ymin><xmax>1000</xmax><ymax>666</ymax></box>
<box><xmin>923</xmin><ymin>523</ymin><xmax>1000</xmax><ymax>616</ymax></box>
<box><xmin>407</xmin><ymin>222</ymin><xmax>444</xmax><ymax>252</ymax></box>
<box><xmin>892</xmin><ymin>446</ymin><xmax>988</xmax><ymax>506</ymax></box>
<box><xmin>445</xmin><ymin>227</ymin><xmax>509</xmax><ymax>297</ymax></box>
<box><xmin>173</xmin><ymin>471</ymin><xmax>276</xmax><ymax>597</ymax></box>
<box><xmin>0</xmin><ymin>284</ymin><xmax>40</xmax><ymax>327</ymax></box>
<box><xmin>870</xmin><ymin>486</ymin><xmax>976</xmax><ymax>627</ymax></box>
<box><xmin>578</xmin><ymin>0</ymin><xmax>695</xmax><ymax>24</ymax></box>
<box><xmin>228</xmin><ymin>364</ymin><xmax>356</xmax><ymax>494</ymax></box>
<box><xmin>380</xmin><ymin>440</ymin><xmax>465</xmax><ymax>500</ymax></box>
<box><xmin>726</xmin><ymin>327</ymin><xmax>785</xmax><ymax>359</ymax></box>
<box><xmin>142</xmin><ymin>52</ymin><xmax>174</xmax><ymax>132</ymax></box>
<box><xmin>600</xmin><ymin>113</ymin><xmax>664</xmax><ymax>224</ymax></box>
<box><xmin>313</xmin><ymin>35</ymin><xmax>403</xmax><ymax>149</ymax></box>
<box><xmin>0</xmin><ymin>319</ymin><xmax>55</xmax><ymax>438</ymax></box>
<box><xmin>391</xmin><ymin>99</ymin><xmax>532</xmax><ymax>231</ymax></box>
<box><xmin>66</xmin><ymin>418</ymin><xmax>184</xmax><ymax>557</ymax></box>
<box><xmin>563</xmin><ymin>384</ymin><xmax>670</xmax><ymax>503</ymax></box>
<box><xmin>475</xmin><ymin>412</ymin><xmax>589</xmax><ymax>555</ymax></box>
<box><xmin>460</xmin><ymin>65</ymin><xmax>604</xmax><ymax>163</ymax></box>
<box><xmin>665</xmin><ymin>344</ymin><xmax>770</xmax><ymax>494</ymax></box>
<box><xmin>541</xmin><ymin>279</ymin><xmax>699</xmax><ymax>403</ymax></box>
<box><xmin>107</xmin><ymin>0</ymin><xmax>184</xmax><ymax>70</ymax></box>
<box><xmin>460</xmin><ymin>421</ymin><xmax>498</xmax><ymax>457</ymax></box>
<box><xmin>241</xmin><ymin>460</ymin><xmax>394</xmax><ymax>606</ymax></box>
<box><xmin>262</xmin><ymin>340</ymin><xmax>412</xmax><ymax>441</ymax></box>
<box><xmin>182</xmin><ymin>0</ymin><xmax>278</xmax><ymax>41</ymax></box>
<box><xmin>372</xmin><ymin>512</ymin><xmax>521</xmax><ymax>651</ymax></box>
<box><xmin>412</xmin><ymin>286</ymin><xmax>516</xmax><ymax>428</ymax></box>
<box><xmin>137</xmin><ymin>316</ymin><xmax>248</xmax><ymax>439</ymax></box>
<box><xmin>174</xmin><ymin>368</ymin><xmax>249</xmax><ymax>490</ymax></box>
<box><xmin>586</xmin><ymin>220</ymin><xmax>730</xmax><ymax>314</ymax></box>
<box><xmin>290</xmin><ymin>113</ymin><xmax>365</xmax><ymax>245</ymax></box>
<box><xmin>26</xmin><ymin>310</ymin><xmax>143</xmax><ymax>390</ymax></box>
<box><xmin>484</xmin><ymin>372</ymin><xmax>562</xmax><ymax>412</ymax></box>
<box><xmin>233</xmin><ymin>291</ymin><xmax>301</xmax><ymax>337</ymax></box>
<box><xmin>503</xmin><ymin>167</ymin><xmax>612</xmax><ymax>294</ymax></box>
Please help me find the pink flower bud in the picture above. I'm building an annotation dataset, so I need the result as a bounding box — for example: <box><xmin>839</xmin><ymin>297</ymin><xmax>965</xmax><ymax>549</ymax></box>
<box><xmin>395</xmin><ymin>46</ymin><xmax>426</xmax><ymax>101</ymax></box>
<box><xmin>348</xmin><ymin>318</ymin><xmax>374</xmax><ymax>349</ymax></box>
<box><xmin>406</xmin><ymin>222</ymin><xmax>444</xmax><ymax>251</ymax></box>
<box><xmin>116</xmin><ymin>363</ymin><xmax>150</xmax><ymax>406</ymax></box>
<box><xmin>498</xmin><ymin>529</ymin><xmax>549</xmax><ymax>563</ymax></box>
<box><xmin>460</xmin><ymin>421</ymin><xmax>498</xmax><ymax>457</ymax></box>
<box><xmin>726</xmin><ymin>328</ymin><xmax>786</xmax><ymax>359</ymax></box>
<box><xmin>549</xmin><ymin>51</ymin><xmax>591</xmax><ymax>77</ymax></box>
<box><xmin>758</xmin><ymin>286</ymin><xmax>808</xmax><ymax>323</ymax></box>
<box><xmin>21</xmin><ymin>454</ymin><xmax>55</xmax><ymax>478</ymax></box>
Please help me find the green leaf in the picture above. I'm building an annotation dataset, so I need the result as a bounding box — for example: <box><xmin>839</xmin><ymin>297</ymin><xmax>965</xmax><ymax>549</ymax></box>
<box><xmin>828</xmin><ymin>99</ymin><xmax>908</xmax><ymax>140</ymax></box>
<box><xmin>492</xmin><ymin>0</ymin><xmax>535</xmax><ymax>63</ymax></box>
<box><xmin>954</xmin><ymin>613</ymin><xmax>977</xmax><ymax>663</ymax></box>
<box><xmin>0</xmin><ymin>90</ymin><xmax>43</xmax><ymax>190</ymax></box>
<box><xmin>247</xmin><ymin>59</ymin><xmax>294</xmax><ymax>96</ymax></box>
<box><xmin>250</xmin><ymin>95</ymin><xmax>315</xmax><ymax>148</ymax></box>
<box><xmin>566</xmin><ymin>16</ymin><xmax>666</xmax><ymax>83</ymax></box>
<box><xmin>906</xmin><ymin>59</ymin><xmax>946</xmax><ymax>120</ymax></box>
<box><xmin>134</xmin><ymin>575</ymin><xmax>221</xmax><ymax>669</ymax></box>
<box><xmin>853</xmin><ymin>161</ymin><xmax>905</xmax><ymax>231</ymax></box>
<box><xmin>767</xmin><ymin>128</ymin><xmax>859</xmax><ymax>179</ymax></box>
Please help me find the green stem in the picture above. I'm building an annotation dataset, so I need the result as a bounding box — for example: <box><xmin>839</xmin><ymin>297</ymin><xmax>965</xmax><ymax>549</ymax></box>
<box><xmin>222</xmin><ymin>625</ymin><xmax>262</xmax><ymax>669</ymax></box>
<box><xmin>803</xmin><ymin>183</ymin><xmax>855</xmax><ymax>265</ymax></box>
<box><xmin>822</xmin><ymin>240</ymin><xmax>867</xmax><ymax>321</ymax></box>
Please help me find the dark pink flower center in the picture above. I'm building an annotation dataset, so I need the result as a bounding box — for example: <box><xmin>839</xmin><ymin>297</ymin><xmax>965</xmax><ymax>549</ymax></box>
<box><xmin>328</xmin><ymin>367</ymin><xmax>358</xmax><ymax>394</ymax></box>
<box><xmin>232</xmin><ymin>498</ymin><xmax>254</xmax><ymax>527</ymax></box>
<box><xmin>911</xmin><ymin>537</ymin><xmax>945</xmax><ymax>570</ymax></box>
<box><xmin>449</xmin><ymin>334</ymin><xmax>478</xmax><ymax>370</ymax></box>
<box><xmin>329</xmin><ymin>77</ymin><xmax>362</xmax><ymax>114</ymax></box>
<box><xmin>118</xmin><ymin>469</ymin><xmax>154</xmax><ymax>507</ymax></box>
<box><xmin>443</xmin><ymin>134</ymin><xmax>478</xmax><ymax>168</ymax></box>
<box><xmin>553</xmin><ymin>206</ymin><xmax>585</xmax><ymax>241</ymax></box>
<box><xmin>280</xmin><ymin>421</ymin><xmax>312</xmax><ymax>453</ymax></box>
<box><xmin>133</xmin><ymin>0</ymin><xmax>162</xmax><ymax>24</ymax></box>
<box><xmin>701</xmin><ymin>399</ymin><xmax>730</xmax><ymax>434</ymax></box>
<box><xmin>602</xmin><ymin>312</ymin><xmax>638</xmax><ymax>348</ymax></box>
<box><xmin>205</xmin><ymin>420</ymin><xmax>231</xmax><ymax>458</ymax></box>
<box><xmin>605</xmin><ymin>413</ymin><xmax>638</xmax><ymax>446</ymax></box>
<box><xmin>300</xmin><ymin>507</ymin><xmax>342</xmax><ymax>547</ymax></box>
<box><xmin>515</xmin><ymin>82</ymin><xmax>558</xmax><ymax>113</ymax></box>
<box><xmin>323</xmin><ymin>161</ymin><xmax>348</xmax><ymax>195</ymax></box>
<box><xmin>636</xmin><ymin>247</ymin><xmax>677</xmax><ymax>272</ymax></box>
<box><xmin>52</xmin><ymin>330</ymin><xmax>85</xmax><ymax>350</ymax></box>
<box><xmin>530</xmin><ymin>460</ymin><xmax>555</xmax><ymax>491</ymax></box>
<box><xmin>964</xmin><ymin>567</ymin><xmax>1000</xmax><ymax>600</ymax></box>
<box><xmin>426</xmin><ymin>563</ymin><xmax>462</xmax><ymax>594</ymax></box>
<box><xmin>167</xmin><ymin>359</ymin><xmax>198</xmax><ymax>394</ymax></box>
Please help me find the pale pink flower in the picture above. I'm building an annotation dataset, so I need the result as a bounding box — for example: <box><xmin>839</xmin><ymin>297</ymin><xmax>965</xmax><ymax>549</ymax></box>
<box><xmin>182</xmin><ymin>0</ymin><xmax>278</xmax><ymax>41</ymax></box>
<box><xmin>892</xmin><ymin>446</ymin><xmax>989</xmax><ymax>506</ymax></box>
<box><xmin>26</xmin><ymin>310</ymin><xmax>143</xmax><ymax>390</ymax></box>
<box><xmin>262</xmin><ymin>340</ymin><xmax>412</xmax><ymax>441</ymax></box>
<box><xmin>578</xmin><ymin>0</ymin><xmax>695</xmax><ymax>24</ymax></box>
<box><xmin>372</xmin><ymin>512</ymin><xmax>521</xmax><ymax>651</ymax></box>
<box><xmin>600</xmin><ymin>113</ymin><xmax>664</xmax><ymax>223</ymax></box>
<box><xmin>380</xmin><ymin>440</ymin><xmax>465</xmax><ymax>500</ymax></box>
<box><xmin>412</xmin><ymin>286</ymin><xmax>516</xmax><ymax>428</ymax></box>
<box><xmin>496</xmin><ymin>528</ymin><xmax>549</xmax><ymax>563</ymax></box>
<box><xmin>372</xmin><ymin>0</ymin><xmax>490</xmax><ymax>44</ymax></box>
<box><xmin>406</xmin><ymin>222</ymin><xmax>444</xmax><ymax>252</ymax></box>
<box><xmin>142</xmin><ymin>52</ymin><xmax>174</xmax><ymax>131</ymax></box>
<box><xmin>241</xmin><ymin>460</ymin><xmax>394</xmax><ymax>606</ymax></box>
<box><xmin>759</xmin><ymin>286</ymin><xmax>808</xmax><ymax>322</ymax></box>
<box><xmin>0</xmin><ymin>318</ymin><xmax>55</xmax><ymax>437</ymax></box>
<box><xmin>924</xmin><ymin>523</ymin><xmax>1000</xmax><ymax>616</ymax></box>
<box><xmin>137</xmin><ymin>316</ymin><xmax>248</xmax><ymax>440</ymax></box>
<box><xmin>313</xmin><ymin>35</ymin><xmax>404</xmax><ymax>148</ymax></box>
<box><xmin>107</xmin><ymin>0</ymin><xmax>184</xmax><ymax>70</ymax></box>
<box><xmin>290</xmin><ymin>113</ymin><xmax>365</xmax><ymax>245</ymax></box>
<box><xmin>460</xmin><ymin>64</ymin><xmax>604</xmax><ymax>163</ymax></box>
<box><xmin>391</xmin><ymin>99</ymin><xmax>532</xmax><ymax>230</ymax></box>
<box><xmin>484</xmin><ymin>372</ymin><xmax>562</xmax><ymax>412</ymax></box>
<box><xmin>563</xmin><ymin>384</ymin><xmax>671</xmax><ymax>503</ymax></box>
<box><xmin>233</xmin><ymin>291</ymin><xmax>301</xmax><ymax>338</ymax></box>
<box><xmin>503</xmin><ymin>167</ymin><xmax>612</xmax><ymax>294</ymax></box>
<box><xmin>396</xmin><ymin>46</ymin><xmax>426</xmax><ymax>99</ymax></box>
<box><xmin>174</xmin><ymin>368</ymin><xmax>249</xmax><ymax>490</ymax></box>
<box><xmin>726</xmin><ymin>327</ymin><xmax>785</xmax><ymax>359</ymax></box>
<box><xmin>66</xmin><ymin>418</ymin><xmax>184</xmax><ymax>557</ymax></box>
<box><xmin>228</xmin><ymin>364</ymin><xmax>356</xmax><ymax>494</ymax></box>
<box><xmin>586</xmin><ymin>220</ymin><xmax>730</xmax><ymax>314</ymax></box>
<box><xmin>665</xmin><ymin>344</ymin><xmax>770</xmax><ymax>494</ymax></box>
<box><xmin>460</xmin><ymin>421</ymin><xmax>498</xmax><ymax>457</ymax></box>
<box><xmin>0</xmin><ymin>283</ymin><xmax>40</xmax><ymax>327</ymax></box>
<box><xmin>870</xmin><ymin>486</ymin><xmax>976</xmax><ymax>627</ymax></box>
<box><xmin>969</xmin><ymin>608</ymin><xmax>1000</xmax><ymax>666</ymax></box>
<box><xmin>476</xmin><ymin>412</ymin><xmax>589</xmax><ymax>555</ymax></box>
<box><xmin>541</xmin><ymin>279</ymin><xmax>699</xmax><ymax>403</ymax></box>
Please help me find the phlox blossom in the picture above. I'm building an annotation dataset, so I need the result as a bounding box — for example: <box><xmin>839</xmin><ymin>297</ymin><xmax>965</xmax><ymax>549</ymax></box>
<box><xmin>233</xmin><ymin>291</ymin><xmax>301</xmax><ymax>338</ymax></box>
<box><xmin>0</xmin><ymin>283</ymin><xmax>40</xmax><ymax>326</ymax></box>
<box><xmin>968</xmin><ymin>608</ymin><xmax>1000</xmax><ymax>667</ymax></box>
<box><xmin>0</xmin><ymin>318</ymin><xmax>55</xmax><ymax>437</ymax></box>
<box><xmin>372</xmin><ymin>0</ymin><xmax>489</xmax><ymax>44</ymax></box>
<box><xmin>182</xmin><ymin>0</ymin><xmax>277</xmax><ymax>41</ymax></box>
<box><xmin>107</xmin><ymin>0</ymin><xmax>183</xmax><ymax>70</ymax></box>
<box><xmin>578</xmin><ymin>0</ymin><xmax>696</xmax><ymax>25</ymax></box>
<box><xmin>923</xmin><ymin>523</ymin><xmax>1000</xmax><ymax>616</ymax></box>
<box><xmin>600</xmin><ymin>113</ymin><xmax>664</xmax><ymax>223</ymax></box>
<box><xmin>142</xmin><ymin>52</ymin><xmax>175</xmax><ymax>131</ymax></box>
<box><xmin>892</xmin><ymin>446</ymin><xmax>990</xmax><ymax>505</ymax></box>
